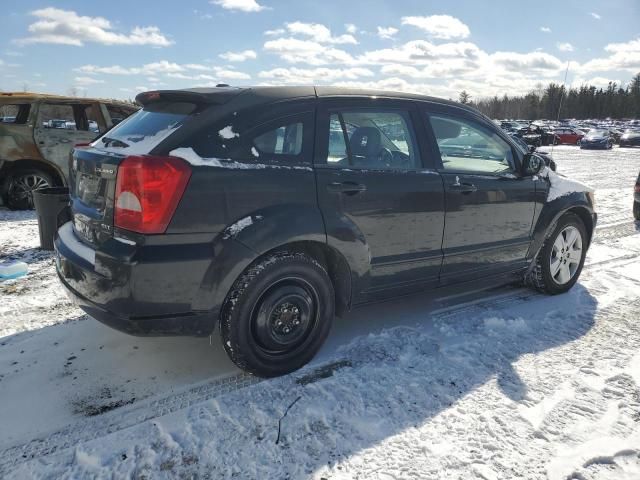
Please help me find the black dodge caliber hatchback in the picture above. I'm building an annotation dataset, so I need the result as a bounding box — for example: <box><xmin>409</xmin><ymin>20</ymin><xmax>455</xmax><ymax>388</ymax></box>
<box><xmin>56</xmin><ymin>86</ymin><xmax>597</xmax><ymax>377</ymax></box>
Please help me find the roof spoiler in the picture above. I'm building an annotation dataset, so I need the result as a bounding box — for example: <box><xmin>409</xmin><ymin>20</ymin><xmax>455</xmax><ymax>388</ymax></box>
<box><xmin>135</xmin><ymin>88</ymin><xmax>243</xmax><ymax>107</ymax></box>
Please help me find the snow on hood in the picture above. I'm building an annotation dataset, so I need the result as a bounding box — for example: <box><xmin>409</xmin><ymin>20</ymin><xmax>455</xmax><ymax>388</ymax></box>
<box><xmin>169</xmin><ymin>147</ymin><xmax>312</xmax><ymax>171</ymax></box>
<box><xmin>539</xmin><ymin>166</ymin><xmax>594</xmax><ymax>202</ymax></box>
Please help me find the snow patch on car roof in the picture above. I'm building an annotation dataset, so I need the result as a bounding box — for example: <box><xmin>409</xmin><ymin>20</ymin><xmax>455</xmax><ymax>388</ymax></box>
<box><xmin>169</xmin><ymin>147</ymin><xmax>312</xmax><ymax>171</ymax></box>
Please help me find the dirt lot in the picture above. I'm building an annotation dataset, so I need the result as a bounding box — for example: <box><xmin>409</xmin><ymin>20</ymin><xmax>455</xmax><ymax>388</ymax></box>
<box><xmin>1</xmin><ymin>145</ymin><xmax>640</xmax><ymax>479</ymax></box>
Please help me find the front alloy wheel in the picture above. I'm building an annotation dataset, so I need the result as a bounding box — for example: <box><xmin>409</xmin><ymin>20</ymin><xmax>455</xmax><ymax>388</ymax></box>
<box><xmin>549</xmin><ymin>226</ymin><xmax>582</xmax><ymax>285</ymax></box>
<box><xmin>527</xmin><ymin>213</ymin><xmax>588</xmax><ymax>294</ymax></box>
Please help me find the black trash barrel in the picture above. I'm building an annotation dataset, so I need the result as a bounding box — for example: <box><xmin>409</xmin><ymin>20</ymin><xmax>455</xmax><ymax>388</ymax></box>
<box><xmin>32</xmin><ymin>187</ymin><xmax>71</xmax><ymax>250</ymax></box>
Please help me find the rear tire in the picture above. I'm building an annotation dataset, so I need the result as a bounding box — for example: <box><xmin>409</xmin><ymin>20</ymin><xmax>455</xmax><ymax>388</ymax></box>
<box><xmin>2</xmin><ymin>168</ymin><xmax>54</xmax><ymax>210</ymax></box>
<box><xmin>220</xmin><ymin>252</ymin><xmax>335</xmax><ymax>377</ymax></box>
<box><xmin>527</xmin><ymin>213</ymin><xmax>588</xmax><ymax>295</ymax></box>
<box><xmin>634</xmin><ymin>201</ymin><xmax>640</xmax><ymax>221</ymax></box>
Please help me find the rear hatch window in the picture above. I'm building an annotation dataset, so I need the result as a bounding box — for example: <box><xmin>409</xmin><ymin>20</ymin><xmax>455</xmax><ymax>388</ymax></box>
<box><xmin>72</xmin><ymin>101</ymin><xmax>200</xmax><ymax>245</ymax></box>
<box><xmin>91</xmin><ymin>101</ymin><xmax>198</xmax><ymax>155</ymax></box>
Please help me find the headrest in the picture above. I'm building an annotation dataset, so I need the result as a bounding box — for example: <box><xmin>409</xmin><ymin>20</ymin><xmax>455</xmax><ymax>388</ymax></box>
<box><xmin>349</xmin><ymin>127</ymin><xmax>381</xmax><ymax>157</ymax></box>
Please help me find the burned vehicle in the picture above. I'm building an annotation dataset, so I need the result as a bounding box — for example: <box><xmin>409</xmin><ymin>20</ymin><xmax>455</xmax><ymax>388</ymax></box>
<box><xmin>55</xmin><ymin>87</ymin><xmax>596</xmax><ymax>377</ymax></box>
<box><xmin>0</xmin><ymin>93</ymin><xmax>137</xmax><ymax>209</ymax></box>
<box><xmin>519</xmin><ymin>126</ymin><xmax>559</xmax><ymax>147</ymax></box>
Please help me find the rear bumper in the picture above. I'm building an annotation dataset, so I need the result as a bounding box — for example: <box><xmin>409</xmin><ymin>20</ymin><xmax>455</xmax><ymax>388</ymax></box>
<box><xmin>54</xmin><ymin>222</ymin><xmax>217</xmax><ymax>336</ymax></box>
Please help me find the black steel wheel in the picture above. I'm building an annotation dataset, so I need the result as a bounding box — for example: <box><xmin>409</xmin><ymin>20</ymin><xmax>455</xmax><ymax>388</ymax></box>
<box><xmin>220</xmin><ymin>252</ymin><xmax>335</xmax><ymax>377</ymax></box>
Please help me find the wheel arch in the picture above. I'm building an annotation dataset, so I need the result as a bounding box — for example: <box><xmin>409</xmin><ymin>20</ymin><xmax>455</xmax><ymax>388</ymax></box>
<box><xmin>1</xmin><ymin>158</ymin><xmax>66</xmax><ymax>187</ymax></box>
<box><xmin>527</xmin><ymin>194</ymin><xmax>596</xmax><ymax>268</ymax></box>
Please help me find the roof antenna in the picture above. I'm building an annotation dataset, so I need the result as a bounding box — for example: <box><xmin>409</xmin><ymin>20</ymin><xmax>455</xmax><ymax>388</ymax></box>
<box><xmin>551</xmin><ymin>61</ymin><xmax>571</xmax><ymax>155</ymax></box>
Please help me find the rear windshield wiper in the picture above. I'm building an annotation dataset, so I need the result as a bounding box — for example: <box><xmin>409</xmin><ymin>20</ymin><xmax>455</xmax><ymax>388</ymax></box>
<box><xmin>101</xmin><ymin>136</ymin><xmax>129</xmax><ymax>148</ymax></box>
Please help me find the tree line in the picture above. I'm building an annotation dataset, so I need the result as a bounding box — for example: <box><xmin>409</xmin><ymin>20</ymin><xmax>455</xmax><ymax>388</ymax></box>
<box><xmin>459</xmin><ymin>72</ymin><xmax>640</xmax><ymax>120</ymax></box>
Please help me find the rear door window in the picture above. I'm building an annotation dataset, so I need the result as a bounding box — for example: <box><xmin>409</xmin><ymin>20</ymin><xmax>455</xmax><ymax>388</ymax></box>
<box><xmin>188</xmin><ymin>112</ymin><xmax>313</xmax><ymax>165</ymax></box>
<box><xmin>38</xmin><ymin>104</ymin><xmax>76</xmax><ymax>130</ymax></box>
<box><xmin>325</xmin><ymin>110</ymin><xmax>419</xmax><ymax>170</ymax></box>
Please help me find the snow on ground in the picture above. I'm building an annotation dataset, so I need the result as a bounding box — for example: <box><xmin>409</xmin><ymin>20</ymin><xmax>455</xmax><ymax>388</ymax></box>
<box><xmin>1</xmin><ymin>145</ymin><xmax>640</xmax><ymax>479</ymax></box>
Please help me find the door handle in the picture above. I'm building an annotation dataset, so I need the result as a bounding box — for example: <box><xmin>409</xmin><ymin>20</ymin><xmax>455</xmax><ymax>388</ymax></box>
<box><xmin>327</xmin><ymin>181</ymin><xmax>367</xmax><ymax>195</ymax></box>
<box><xmin>449</xmin><ymin>180</ymin><xmax>477</xmax><ymax>193</ymax></box>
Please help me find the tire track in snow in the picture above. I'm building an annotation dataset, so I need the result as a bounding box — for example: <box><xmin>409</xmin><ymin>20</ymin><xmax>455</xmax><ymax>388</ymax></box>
<box><xmin>0</xmin><ymin>254</ymin><xmax>638</xmax><ymax>473</ymax></box>
<box><xmin>0</xmin><ymin>288</ymin><xmax>546</xmax><ymax>472</ymax></box>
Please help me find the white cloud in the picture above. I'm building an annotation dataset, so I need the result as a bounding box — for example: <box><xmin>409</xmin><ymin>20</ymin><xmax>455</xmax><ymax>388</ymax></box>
<box><xmin>345</xmin><ymin>24</ymin><xmax>357</xmax><ymax>34</ymax></box>
<box><xmin>258</xmin><ymin>66</ymin><xmax>374</xmax><ymax>83</ymax></box>
<box><xmin>358</xmin><ymin>40</ymin><xmax>482</xmax><ymax>65</ymax></box>
<box><xmin>14</xmin><ymin>8</ymin><xmax>172</xmax><ymax>47</ymax></box>
<box><xmin>490</xmin><ymin>51</ymin><xmax>563</xmax><ymax>72</ymax></box>
<box><xmin>579</xmin><ymin>37</ymin><xmax>640</xmax><ymax>73</ymax></box>
<box><xmin>556</xmin><ymin>42</ymin><xmax>574</xmax><ymax>52</ymax></box>
<box><xmin>264</xmin><ymin>28</ymin><xmax>285</xmax><ymax>36</ymax></box>
<box><xmin>571</xmin><ymin>76</ymin><xmax>621</xmax><ymax>89</ymax></box>
<box><xmin>590</xmin><ymin>12</ymin><xmax>601</xmax><ymax>20</ymax></box>
<box><xmin>74</xmin><ymin>76</ymin><xmax>104</xmax><ymax>86</ymax></box>
<box><xmin>377</xmin><ymin>27</ymin><xmax>398</xmax><ymax>40</ymax></box>
<box><xmin>75</xmin><ymin>61</ymin><xmax>251</xmax><ymax>83</ymax></box>
<box><xmin>263</xmin><ymin>38</ymin><xmax>354</xmax><ymax>65</ymax></box>
<box><xmin>210</xmin><ymin>0</ymin><xmax>265</xmax><ymax>12</ymax></box>
<box><xmin>284</xmin><ymin>22</ymin><xmax>357</xmax><ymax>44</ymax></box>
<box><xmin>4</xmin><ymin>50</ymin><xmax>23</xmax><ymax>57</ymax></box>
<box><xmin>540</xmin><ymin>27</ymin><xmax>551</xmax><ymax>33</ymax></box>
<box><xmin>216</xmin><ymin>69</ymin><xmax>251</xmax><ymax>80</ymax></box>
<box><xmin>219</xmin><ymin>49</ymin><xmax>257</xmax><ymax>62</ymax></box>
<box><xmin>401</xmin><ymin>15</ymin><xmax>470</xmax><ymax>40</ymax></box>
<box><xmin>76</xmin><ymin>61</ymin><xmax>208</xmax><ymax>76</ymax></box>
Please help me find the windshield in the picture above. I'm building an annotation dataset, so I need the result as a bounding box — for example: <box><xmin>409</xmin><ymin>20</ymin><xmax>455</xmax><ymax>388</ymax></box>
<box><xmin>589</xmin><ymin>130</ymin><xmax>607</xmax><ymax>137</ymax></box>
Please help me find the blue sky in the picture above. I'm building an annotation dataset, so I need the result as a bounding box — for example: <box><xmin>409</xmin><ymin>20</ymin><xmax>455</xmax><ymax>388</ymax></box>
<box><xmin>1</xmin><ymin>0</ymin><xmax>639</xmax><ymax>100</ymax></box>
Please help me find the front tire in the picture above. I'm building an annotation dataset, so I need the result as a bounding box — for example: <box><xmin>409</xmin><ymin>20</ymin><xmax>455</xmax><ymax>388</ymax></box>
<box><xmin>528</xmin><ymin>213</ymin><xmax>588</xmax><ymax>294</ymax></box>
<box><xmin>220</xmin><ymin>252</ymin><xmax>335</xmax><ymax>377</ymax></box>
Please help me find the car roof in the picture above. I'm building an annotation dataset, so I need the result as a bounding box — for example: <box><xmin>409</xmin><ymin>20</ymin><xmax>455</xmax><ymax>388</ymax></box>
<box><xmin>137</xmin><ymin>85</ymin><xmax>478</xmax><ymax>114</ymax></box>
<box><xmin>0</xmin><ymin>91</ymin><xmax>134</xmax><ymax>107</ymax></box>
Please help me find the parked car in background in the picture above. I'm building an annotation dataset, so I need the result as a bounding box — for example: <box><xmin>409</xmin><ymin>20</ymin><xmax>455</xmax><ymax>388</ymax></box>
<box><xmin>619</xmin><ymin>130</ymin><xmax>640</xmax><ymax>148</ymax></box>
<box><xmin>553</xmin><ymin>127</ymin><xmax>584</xmax><ymax>145</ymax></box>
<box><xmin>55</xmin><ymin>86</ymin><xmax>596</xmax><ymax>377</ymax></box>
<box><xmin>635</xmin><ymin>171</ymin><xmax>640</xmax><ymax>221</ymax></box>
<box><xmin>580</xmin><ymin>129</ymin><xmax>614</xmax><ymax>149</ymax></box>
<box><xmin>0</xmin><ymin>92</ymin><xmax>138</xmax><ymax>209</ymax></box>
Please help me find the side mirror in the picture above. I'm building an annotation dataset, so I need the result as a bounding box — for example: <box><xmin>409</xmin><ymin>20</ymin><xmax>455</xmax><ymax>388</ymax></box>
<box><xmin>522</xmin><ymin>153</ymin><xmax>544</xmax><ymax>176</ymax></box>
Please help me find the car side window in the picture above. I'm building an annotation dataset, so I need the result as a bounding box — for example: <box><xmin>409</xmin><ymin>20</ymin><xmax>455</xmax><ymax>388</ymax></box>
<box><xmin>0</xmin><ymin>104</ymin><xmax>30</xmax><ymax>124</ymax></box>
<box><xmin>189</xmin><ymin>113</ymin><xmax>311</xmax><ymax>165</ymax></box>
<box><xmin>326</xmin><ymin>110</ymin><xmax>419</xmax><ymax>170</ymax></box>
<box><xmin>429</xmin><ymin>114</ymin><xmax>515</xmax><ymax>174</ymax></box>
<box><xmin>253</xmin><ymin>122</ymin><xmax>303</xmax><ymax>156</ymax></box>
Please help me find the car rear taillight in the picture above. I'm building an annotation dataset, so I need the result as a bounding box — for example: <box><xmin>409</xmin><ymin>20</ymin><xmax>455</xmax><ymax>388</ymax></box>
<box><xmin>114</xmin><ymin>155</ymin><xmax>191</xmax><ymax>234</ymax></box>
